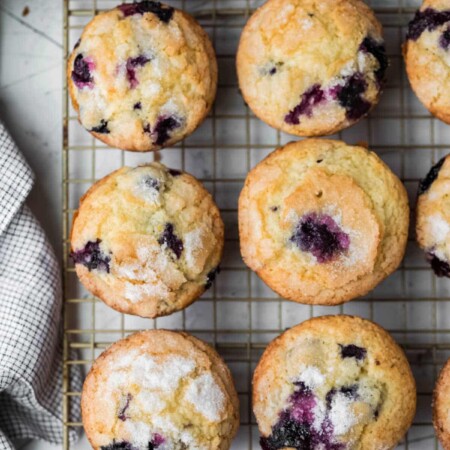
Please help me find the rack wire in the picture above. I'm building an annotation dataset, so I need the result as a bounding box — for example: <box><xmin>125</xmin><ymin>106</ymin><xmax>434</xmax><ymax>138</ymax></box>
<box><xmin>62</xmin><ymin>0</ymin><xmax>449</xmax><ymax>448</ymax></box>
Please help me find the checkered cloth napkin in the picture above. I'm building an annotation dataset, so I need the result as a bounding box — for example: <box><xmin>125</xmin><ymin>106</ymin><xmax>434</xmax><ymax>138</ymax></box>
<box><xmin>0</xmin><ymin>121</ymin><xmax>81</xmax><ymax>448</ymax></box>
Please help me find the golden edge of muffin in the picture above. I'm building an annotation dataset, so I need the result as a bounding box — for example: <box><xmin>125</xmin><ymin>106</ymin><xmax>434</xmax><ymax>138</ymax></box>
<box><xmin>238</xmin><ymin>138</ymin><xmax>409</xmax><ymax>306</ymax></box>
<box><xmin>236</xmin><ymin>0</ymin><xmax>384</xmax><ymax>137</ymax></box>
<box><xmin>70</xmin><ymin>166</ymin><xmax>224</xmax><ymax>318</ymax></box>
<box><xmin>434</xmin><ymin>359</ymin><xmax>450</xmax><ymax>449</ymax></box>
<box><xmin>67</xmin><ymin>6</ymin><xmax>218</xmax><ymax>152</ymax></box>
<box><xmin>252</xmin><ymin>315</ymin><xmax>417</xmax><ymax>449</ymax></box>
<box><xmin>82</xmin><ymin>330</ymin><xmax>240</xmax><ymax>450</ymax></box>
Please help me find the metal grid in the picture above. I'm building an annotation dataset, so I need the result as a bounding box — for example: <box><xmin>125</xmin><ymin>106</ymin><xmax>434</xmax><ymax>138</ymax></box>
<box><xmin>62</xmin><ymin>1</ymin><xmax>450</xmax><ymax>448</ymax></box>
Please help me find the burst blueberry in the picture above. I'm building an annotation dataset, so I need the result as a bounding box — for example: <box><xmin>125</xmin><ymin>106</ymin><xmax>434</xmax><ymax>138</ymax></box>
<box><xmin>359</xmin><ymin>37</ymin><xmax>388</xmax><ymax>83</ymax></box>
<box><xmin>290</xmin><ymin>213</ymin><xmax>350</xmax><ymax>263</ymax></box>
<box><xmin>152</xmin><ymin>115</ymin><xmax>182</xmax><ymax>146</ymax></box>
<box><xmin>340</xmin><ymin>344</ymin><xmax>367</xmax><ymax>360</ymax></box>
<box><xmin>285</xmin><ymin>84</ymin><xmax>325</xmax><ymax>125</ymax></box>
<box><xmin>134</xmin><ymin>102</ymin><xmax>142</xmax><ymax>110</ymax></box>
<box><xmin>91</xmin><ymin>119</ymin><xmax>110</xmax><ymax>134</ymax></box>
<box><xmin>260</xmin><ymin>418</ymin><xmax>312</xmax><ymax>450</ymax></box>
<box><xmin>158</xmin><ymin>223</ymin><xmax>184</xmax><ymax>259</ymax></box>
<box><xmin>426</xmin><ymin>252</ymin><xmax>450</xmax><ymax>277</ymax></box>
<box><xmin>143</xmin><ymin>176</ymin><xmax>161</xmax><ymax>191</ymax></box>
<box><xmin>418</xmin><ymin>157</ymin><xmax>446</xmax><ymax>195</ymax></box>
<box><xmin>407</xmin><ymin>8</ymin><xmax>450</xmax><ymax>41</ymax></box>
<box><xmin>72</xmin><ymin>54</ymin><xmax>94</xmax><ymax>89</ymax></box>
<box><xmin>118</xmin><ymin>1</ymin><xmax>174</xmax><ymax>23</ymax></box>
<box><xmin>168</xmin><ymin>168</ymin><xmax>182</xmax><ymax>176</ymax></box>
<box><xmin>333</xmin><ymin>73</ymin><xmax>371</xmax><ymax>121</ymax></box>
<box><xmin>71</xmin><ymin>239</ymin><xmax>111</xmax><ymax>272</ymax></box>
<box><xmin>126</xmin><ymin>55</ymin><xmax>152</xmax><ymax>88</ymax></box>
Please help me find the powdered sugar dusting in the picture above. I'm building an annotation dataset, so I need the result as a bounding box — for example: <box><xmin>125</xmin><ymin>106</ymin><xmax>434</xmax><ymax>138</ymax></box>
<box><xmin>184</xmin><ymin>228</ymin><xmax>205</xmax><ymax>269</ymax></box>
<box><xmin>185</xmin><ymin>373</ymin><xmax>225</xmax><ymax>421</ymax></box>
<box><xmin>428</xmin><ymin>214</ymin><xmax>450</xmax><ymax>242</ymax></box>
<box><xmin>124</xmin><ymin>281</ymin><xmax>169</xmax><ymax>303</ymax></box>
<box><xmin>297</xmin><ymin>366</ymin><xmax>325</xmax><ymax>389</ymax></box>
<box><xmin>329</xmin><ymin>391</ymin><xmax>358</xmax><ymax>435</ymax></box>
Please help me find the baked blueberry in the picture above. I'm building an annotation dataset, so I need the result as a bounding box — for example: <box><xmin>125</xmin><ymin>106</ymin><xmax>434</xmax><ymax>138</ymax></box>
<box><xmin>407</xmin><ymin>8</ymin><xmax>450</xmax><ymax>41</ymax></box>
<box><xmin>158</xmin><ymin>223</ymin><xmax>184</xmax><ymax>259</ymax></box>
<box><xmin>427</xmin><ymin>252</ymin><xmax>450</xmax><ymax>277</ymax></box>
<box><xmin>118</xmin><ymin>1</ymin><xmax>174</xmax><ymax>23</ymax></box>
<box><xmin>418</xmin><ymin>156</ymin><xmax>445</xmax><ymax>195</ymax></box>
<box><xmin>71</xmin><ymin>239</ymin><xmax>111</xmax><ymax>273</ymax></box>
<box><xmin>133</xmin><ymin>102</ymin><xmax>142</xmax><ymax>110</ymax></box>
<box><xmin>168</xmin><ymin>168</ymin><xmax>182</xmax><ymax>177</ymax></box>
<box><xmin>334</xmin><ymin>73</ymin><xmax>371</xmax><ymax>121</ymax></box>
<box><xmin>101</xmin><ymin>442</ymin><xmax>137</xmax><ymax>450</ymax></box>
<box><xmin>359</xmin><ymin>37</ymin><xmax>388</xmax><ymax>83</ymax></box>
<box><xmin>71</xmin><ymin>54</ymin><xmax>94</xmax><ymax>89</ymax></box>
<box><xmin>91</xmin><ymin>120</ymin><xmax>110</xmax><ymax>134</ymax></box>
<box><xmin>340</xmin><ymin>344</ymin><xmax>367</xmax><ymax>360</ymax></box>
<box><xmin>205</xmin><ymin>266</ymin><xmax>220</xmax><ymax>290</ymax></box>
<box><xmin>143</xmin><ymin>176</ymin><xmax>161</xmax><ymax>191</ymax></box>
<box><xmin>152</xmin><ymin>115</ymin><xmax>182</xmax><ymax>146</ymax></box>
<box><xmin>290</xmin><ymin>213</ymin><xmax>350</xmax><ymax>263</ymax></box>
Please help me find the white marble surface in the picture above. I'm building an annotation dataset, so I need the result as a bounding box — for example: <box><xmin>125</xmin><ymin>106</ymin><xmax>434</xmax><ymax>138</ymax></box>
<box><xmin>0</xmin><ymin>1</ymin><xmax>84</xmax><ymax>449</ymax></box>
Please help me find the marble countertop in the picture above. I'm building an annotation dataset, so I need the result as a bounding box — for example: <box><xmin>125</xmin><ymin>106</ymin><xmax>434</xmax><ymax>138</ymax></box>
<box><xmin>0</xmin><ymin>1</ymin><xmax>87</xmax><ymax>448</ymax></box>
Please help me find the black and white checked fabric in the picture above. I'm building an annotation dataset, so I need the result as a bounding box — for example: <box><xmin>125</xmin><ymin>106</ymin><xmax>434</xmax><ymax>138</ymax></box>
<box><xmin>0</xmin><ymin>121</ymin><xmax>81</xmax><ymax>448</ymax></box>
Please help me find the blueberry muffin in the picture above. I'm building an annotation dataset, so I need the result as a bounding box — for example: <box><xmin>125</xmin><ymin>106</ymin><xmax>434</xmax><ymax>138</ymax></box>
<box><xmin>68</xmin><ymin>1</ymin><xmax>217</xmax><ymax>151</ymax></box>
<box><xmin>416</xmin><ymin>154</ymin><xmax>450</xmax><ymax>277</ymax></box>
<box><xmin>404</xmin><ymin>1</ymin><xmax>450</xmax><ymax>124</ymax></box>
<box><xmin>434</xmin><ymin>358</ymin><xmax>450</xmax><ymax>449</ymax></box>
<box><xmin>82</xmin><ymin>330</ymin><xmax>239</xmax><ymax>450</ymax></box>
<box><xmin>236</xmin><ymin>0</ymin><xmax>388</xmax><ymax>137</ymax></box>
<box><xmin>253</xmin><ymin>315</ymin><xmax>416</xmax><ymax>450</ymax></box>
<box><xmin>70</xmin><ymin>163</ymin><xmax>223</xmax><ymax>317</ymax></box>
<box><xmin>239</xmin><ymin>139</ymin><xmax>409</xmax><ymax>305</ymax></box>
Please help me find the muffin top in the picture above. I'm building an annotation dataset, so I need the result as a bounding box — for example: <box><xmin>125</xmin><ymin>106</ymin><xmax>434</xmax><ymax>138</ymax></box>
<box><xmin>238</xmin><ymin>139</ymin><xmax>409</xmax><ymax>305</ymax></box>
<box><xmin>416</xmin><ymin>154</ymin><xmax>450</xmax><ymax>277</ymax></box>
<box><xmin>70</xmin><ymin>163</ymin><xmax>223</xmax><ymax>318</ymax></box>
<box><xmin>404</xmin><ymin>0</ymin><xmax>450</xmax><ymax>123</ymax></box>
<box><xmin>237</xmin><ymin>0</ymin><xmax>387</xmax><ymax>137</ymax></box>
<box><xmin>253</xmin><ymin>315</ymin><xmax>416</xmax><ymax>450</ymax></box>
<box><xmin>68</xmin><ymin>1</ymin><xmax>217</xmax><ymax>151</ymax></box>
<box><xmin>82</xmin><ymin>330</ymin><xmax>239</xmax><ymax>450</ymax></box>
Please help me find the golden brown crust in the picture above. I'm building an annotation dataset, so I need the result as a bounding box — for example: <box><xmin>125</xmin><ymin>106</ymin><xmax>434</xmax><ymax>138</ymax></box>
<box><xmin>253</xmin><ymin>315</ymin><xmax>416</xmax><ymax>449</ymax></box>
<box><xmin>82</xmin><ymin>330</ymin><xmax>239</xmax><ymax>450</ymax></box>
<box><xmin>67</xmin><ymin>5</ymin><xmax>217</xmax><ymax>151</ymax></box>
<box><xmin>238</xmin><ymin>138</ymin><xmax>409</xmax><ymax>305</ymax></box>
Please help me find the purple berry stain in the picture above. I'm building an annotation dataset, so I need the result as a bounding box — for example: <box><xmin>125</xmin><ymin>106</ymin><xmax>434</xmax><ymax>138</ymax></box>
<box><xmin>407</xmin><ymin>8</ymin><xmax>450</xmax><ymax>41</ymax></box>
<box><xmin>118</xmin><ymin>1</ymin><xmax>174</xmax><ymax>23</ymax></box>
<box><xmin>158</xmin><ymin>223</ymin><xmax>183</xmax><ymax>259</ymax></box>
<box><xmin>418</xmin><ymin>156</ymin><xmax>446</xmax><ymax>195</ymax></box>
<box><xmin>149</xmin><ymin>434</ymin><xmax>165</xmax><ymax>449</ymax></box>
<box><xmin>72</xmin><ymin>54</ymin><xmax>94</xmax><ymax>89</ymax></box>
<box><xmin>118</xmin><ymin>393</ymin><xmax>132</xmax><ymax>421</ymax></box>
<box><xmin>70</xmin><ymin>239</ymin><xmax>111</xmax><ymax>273</ymax></box>
<box><xmin>426</xmin><ymin>252</ymin><xmax>450</xmax><ymax>277</ymax></box>
<box><xmin>290</xmin><ymin>213</ymin><xmax>350</xmax><ymax>263</ymax></box>
<box><xmin>359</xmin><ymin>37</ymin><xmax>388</xmax><ymax>83</ymax></box>
<box><xmin>332</xmin><ymin>73</ymin><xmax>371</xmax><ymax>121</ymax></box>
<box><xmin>261</xmin><ymin>382</ymin><xmax>345</xmax><ymax>450</ymax></box>
<box><xmin>205</xmin><ymin>266</ymin><xmax>221</xmax><ymax>290</ymax></box>
<box><xmin>340</xmin><ymin>344</ymin><xmax>367</xmax><ymax>361</ymax></box>
<box><xmin>126</xmin><ymin>55</ymin><xmax>151</xmax><ymax>88</ymax></box>
<box><xmin>285</xmin><ymin>84</ymin><xmax>325</xmax><ymax>125</ymax></box>
<box><xmin>91</xmin><ymin>119</ymin><xmax>110</xmax><ymax>134</ymax></box>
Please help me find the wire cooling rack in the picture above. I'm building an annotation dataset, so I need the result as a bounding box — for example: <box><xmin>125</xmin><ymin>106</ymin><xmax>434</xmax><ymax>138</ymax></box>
<box><xmin>62</xmin><ymin>0</ymin><xmax>450</xmax><ymax>448</ymax></box>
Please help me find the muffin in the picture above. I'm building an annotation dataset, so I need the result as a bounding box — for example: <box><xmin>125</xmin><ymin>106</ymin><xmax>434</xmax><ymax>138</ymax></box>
<box><xmin>68</xmin><ymin>1</ymin><xmax>217</xmax><ymax>151</ymax></box>
<box><xmin>434</xmin><ymin>358</ymin><xmax>450</xmax><ymax>449</ymax></box>
<box><xmin>238</xmin><ymin>139</ymin><xmax>409</xmax><ymax>305</ymax></box>
<box><xmin>70</xmin><ymin>163</ymin><xmax>223</xmax><ymax>318</ymax></box>
<box><xmin>253</xmin><ymin>315</ymin><xmax>416</xmax><ymax>450</ymax></box>
<box><xmin>82</xmin><ymin>330</ymin><xmax>239</xmax><ymax>450</ymax></box>
<box><xmin>236</xmin><ymin>0</ymin><xmax>388</xmax><ymax>137</ymax></box>
<box><xmin>404</xmin><ymin>1</ymin><xmax>450</xmax><ymax>124</ymax></box>
<box><xmin>416</xmin><ymin>154</ymin><xmax>450</xmax><ymax>277</ymax></box>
